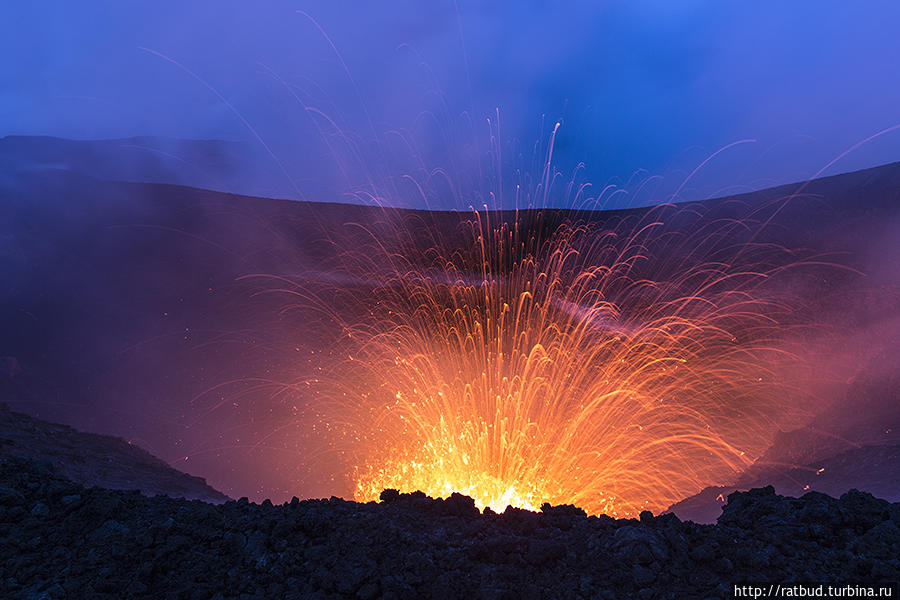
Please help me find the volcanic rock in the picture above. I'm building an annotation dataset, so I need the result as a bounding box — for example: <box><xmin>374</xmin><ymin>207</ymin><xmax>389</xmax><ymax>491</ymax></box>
<box><xmin>1</xmin><ymin>456</ymin><xmax>898</xmax><ymax>599</ymax></box>
<box><xmin>0</xmin><ymin>402</ymin><xmax>228</xmax><ymax>503</ymax></box>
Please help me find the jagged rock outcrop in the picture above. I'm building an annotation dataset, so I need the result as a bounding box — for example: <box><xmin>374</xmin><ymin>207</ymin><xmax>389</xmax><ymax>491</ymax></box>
<box><xmin>1</xmin><ymin>457</ymin><xmax>897</xmax><ymax>600</ymax></box>
<box><xmin>0</xmin><ymin>403</ymin><xmax>228</xmax><ymax>503</ymax></box>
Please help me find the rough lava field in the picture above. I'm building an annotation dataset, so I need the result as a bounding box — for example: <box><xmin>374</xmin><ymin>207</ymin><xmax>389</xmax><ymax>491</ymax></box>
<box><xmin>1</xmin><ymin>411</ymin><xmax>898</xmax><ymax>600</ymax></box>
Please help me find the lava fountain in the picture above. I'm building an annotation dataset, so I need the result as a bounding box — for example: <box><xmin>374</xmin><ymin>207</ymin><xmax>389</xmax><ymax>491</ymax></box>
<box><xmin>278</xmin><ymin>193</ymin><xmax>812</xmax><ymax>518</ymax></box>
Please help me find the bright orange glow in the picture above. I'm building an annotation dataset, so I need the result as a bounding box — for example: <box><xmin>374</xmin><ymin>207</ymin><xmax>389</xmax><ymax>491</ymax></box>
<box><xmin>298</xmin><ymin>205</ymin><xmax>807</xmax><ymax>518</ymax></box>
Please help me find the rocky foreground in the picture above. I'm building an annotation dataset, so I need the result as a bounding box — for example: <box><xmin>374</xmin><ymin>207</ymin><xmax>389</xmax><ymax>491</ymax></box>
<box><xmin>1</xmin><ymin>457</ymin><xmax>898</xmax><ymax>600</ymax></box>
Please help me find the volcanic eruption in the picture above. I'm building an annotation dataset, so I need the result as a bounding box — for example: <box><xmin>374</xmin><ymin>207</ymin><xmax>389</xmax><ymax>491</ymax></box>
<box><xmin>253</xmin><ymin>145</ymin><xmax>824</xmax><ymax>518</ymax></box>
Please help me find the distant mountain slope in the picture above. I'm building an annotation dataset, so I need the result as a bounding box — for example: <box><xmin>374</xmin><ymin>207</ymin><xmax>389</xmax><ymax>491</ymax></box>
<box><xmin>0</xmin><ymin>135</ymin><xmax>298</xmax><ymax>200</ymax></box>
<box><xmin>667</xmin><ymin>346</ymin><xmax>900</xmax><ymax>523</ymax></box>
<box><xmin>0</xmin><ymin>402</ymin><xmax>229</xmax><ymax>503</ymax></box>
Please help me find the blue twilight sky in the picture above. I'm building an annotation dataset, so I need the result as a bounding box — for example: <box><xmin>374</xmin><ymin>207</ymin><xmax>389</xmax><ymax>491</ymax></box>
<box><xmin>2</xmin><ymin>1</ymin><xmax>900</xmax><ymax>208</ymax></box>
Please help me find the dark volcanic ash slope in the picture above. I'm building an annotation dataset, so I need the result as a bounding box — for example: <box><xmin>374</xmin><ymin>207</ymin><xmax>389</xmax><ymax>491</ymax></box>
<box><xmin>0</xmin><ymin>402</ymin><xmax>228</xmax><ymax>503</ymax></box>
<box><xmin>1</xmin><ymin>457</ymin><xmax>898</xmax><ymax>600</ymax></box>
<box><xmin>667</xmin><ymin>346</ymin><xmax>900</xmax><ymax>524</ymax></box>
